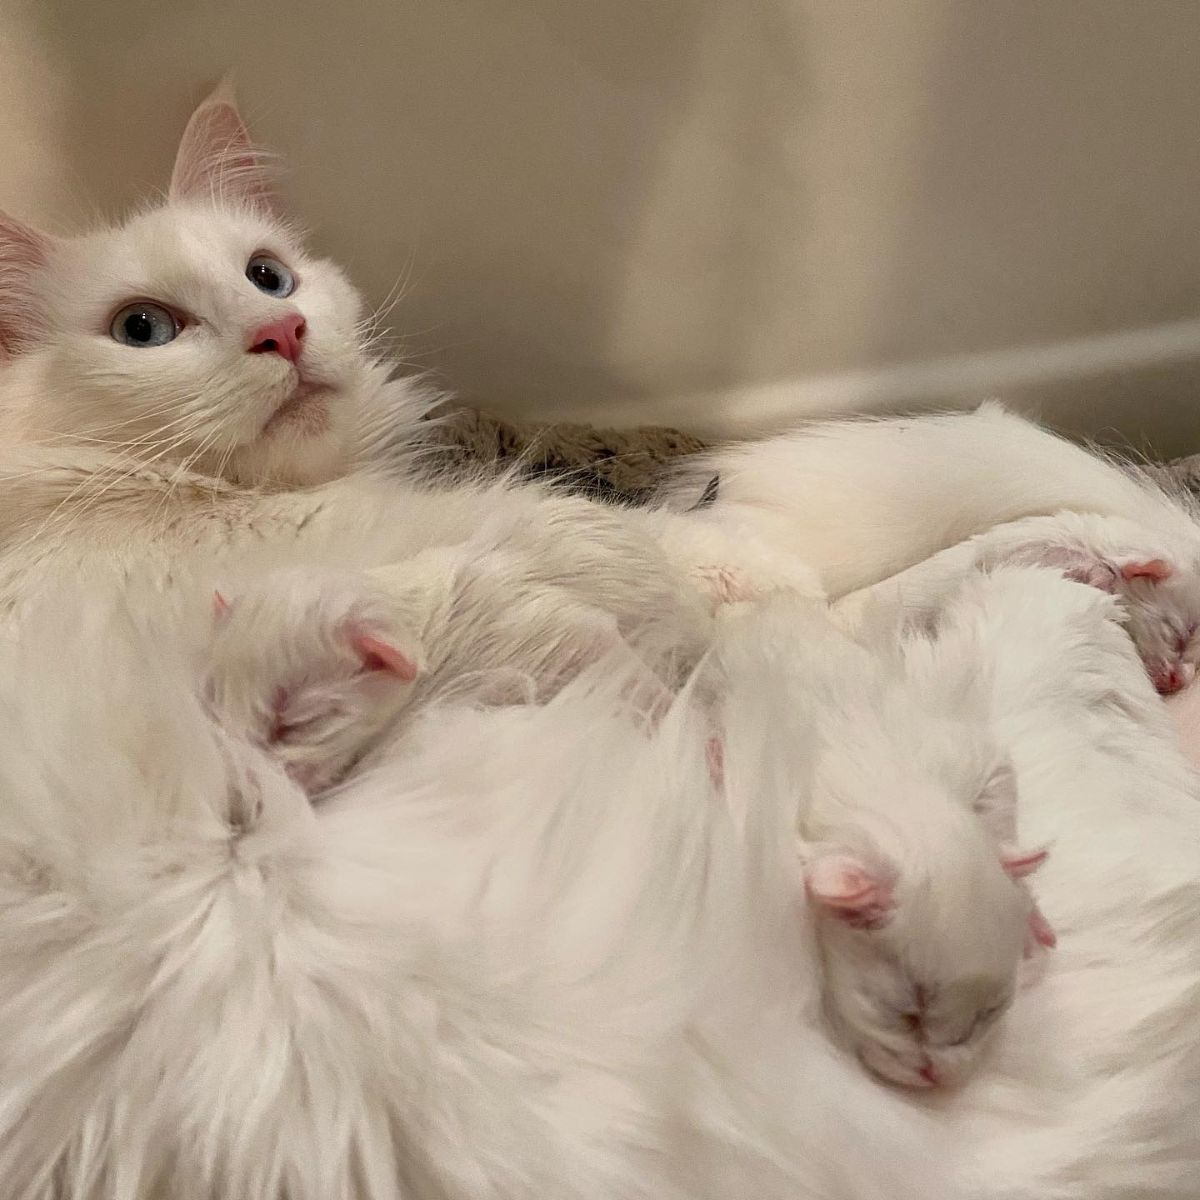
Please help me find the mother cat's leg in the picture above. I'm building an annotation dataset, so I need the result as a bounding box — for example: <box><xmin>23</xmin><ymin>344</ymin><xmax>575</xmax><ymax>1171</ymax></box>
<box><xmin>663</xmin><ymin>403</ymin><xmax>1200</xmax><ymax>597</ymax></box>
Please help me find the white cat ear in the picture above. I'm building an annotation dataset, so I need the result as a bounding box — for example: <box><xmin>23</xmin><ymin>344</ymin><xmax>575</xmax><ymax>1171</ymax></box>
<box><xmin>0</xmin><ymin>210</ymin><xmax>55</xmax><ymax>357</ymax></box>
<box><xmin>804</xmin><ymin>852</ymin><xmax>896</xmax><ymax>930</ymax></box>
<box><xmin>170</xmin><ymin>79</ymin><xmax>279</xmax><ymax>213</ymax></box>
<box><xmin>1026</xmin><ymin>902</ymin><xmax>1057</xmax><ymax>952</ymax></box>
<box><xmin>972</xmin><ymin>760</ymin><xmax>1019</xmax><ymax>844</ymax></box>
<box><xmin>1000</xmin><ymin>846</ymin><xmax>1049</xmax><ymax>880</ymax></box>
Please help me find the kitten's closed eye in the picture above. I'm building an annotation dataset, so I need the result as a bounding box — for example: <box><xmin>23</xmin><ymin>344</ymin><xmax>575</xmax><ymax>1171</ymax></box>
<box><xmin>946</xmin><ymin>1002</ymin><xmax>1007</xmax><ymax>1046</ymax></box>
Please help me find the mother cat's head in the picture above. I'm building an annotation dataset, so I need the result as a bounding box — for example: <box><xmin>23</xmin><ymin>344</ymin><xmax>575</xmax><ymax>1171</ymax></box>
<box><xmin>0</xmin><ymin>83</ymin><xmax>388</xmax><ymax>487</ymax></box>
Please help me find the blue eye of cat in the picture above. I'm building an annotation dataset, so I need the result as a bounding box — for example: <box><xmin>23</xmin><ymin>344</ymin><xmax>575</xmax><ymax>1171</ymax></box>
<box><xmin>246</xmin><ymin>254</ymin><xmax>296</xmax><ymax>298</ymax></box>
<box><xmin>109</xmin><ymin>302</ymin><xmax>180</xmax><ymax>348</ymax></box>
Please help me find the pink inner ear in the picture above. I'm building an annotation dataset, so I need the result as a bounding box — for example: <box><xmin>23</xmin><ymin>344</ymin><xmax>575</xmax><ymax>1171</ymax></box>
<box><xmin>1001</xmin><ymin>846</ymin><xmax>1049</xmax><ymax>880</ymax></box>
<box><xmin>805</xmin><ymin>854</ymin><xmax>895</xmax><ymax>928</ymax></box>
<box><xmin>170</xmin><ymin>81</ymin><xmax>278</xmax><ymax>213</ymax></box>
<box><xmin>0</xmin><ymin>211</ymin><xmax>54</xmax><ymax>355</ymax></box>
<box><xmin>212</xmin><ymin>590</ymin><xmax>231</xmax><ymax>620</ymax></box>
<box><xmin>1119</xmin><ymin>558</ymin><xmax>1172</xmax><ymax>583</ymax></box>
<box><xmin>1029</xmin><ymin>904</ymin><xmax>1057</xmax><ymax>949</ymax></box>
<box><xmin>352</xmin><ymin>632</ymin><xmax>418</xmax><ymax>682</ymax></box>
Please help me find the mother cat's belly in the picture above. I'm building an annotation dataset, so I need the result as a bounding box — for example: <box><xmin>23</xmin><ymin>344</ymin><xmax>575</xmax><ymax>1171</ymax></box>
<box><xmin>1167</xmin><ymin>683</ymin><xmax>1200</xmax><ymax>770</ymax></box>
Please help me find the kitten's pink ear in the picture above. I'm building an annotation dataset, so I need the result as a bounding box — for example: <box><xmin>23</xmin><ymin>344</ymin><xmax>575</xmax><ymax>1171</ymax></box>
<box><xmin>1119</xmin><ymin>558</ymin><xmax>1172</xmax><ymax>583</ymax></box>
<box><xmin>1001</xmin><ymin>847</ymin><xmax>1049</xmax><ymax>880</ymax></box>
<box><xmin>170</xmin><ymin>79</ymin><xmax>279</xmax><ymax>213</ymax></box>
<box><xmin>351</xmin><ymin>632</ymin><xmax>418</xmax><ymax>682</ymax></box>
<box><xmin>805</xmin><ymin>853</ymin><xmax>896</xmax><ymax>929</ymax></box>
<box><xmin>1027</xmin><ymin>903</ymin><xmax>1057</xmax><ymax>951</ymax></box>
<box><xmin>0</xmin><ymin>210</ymin><xmax>55</xmax><ymax>357</ymax></box>
<box><xmin>973</xmin><ymin>761</ymin><xmax>1018</xmax><ymax>844</ymax></box>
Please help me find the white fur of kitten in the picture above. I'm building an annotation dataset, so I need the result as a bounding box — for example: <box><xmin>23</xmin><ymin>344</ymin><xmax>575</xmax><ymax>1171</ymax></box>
<box><xmin>2</xmin><ymin>556</ymin><xmax>1200</xmax><ymax>1198</ymax></box>
<box><xmin>714</xmin><ymin>599</ymin><xmax>1048</xmax><ymax>1091</ymax></box>
<box><xmin>0</xmin><ymin>571</ymin><xmax>952</xmax><ymax>1200</ymax></box>
<box><xmin>202</xmin><ymin>547</ymin><xmax>673</xmax><ymax>796</ymax></box>
<box><xmin>839</xmin><ymin>509</ymin><xmax>1200</xmax><ymax>695</ymax></box>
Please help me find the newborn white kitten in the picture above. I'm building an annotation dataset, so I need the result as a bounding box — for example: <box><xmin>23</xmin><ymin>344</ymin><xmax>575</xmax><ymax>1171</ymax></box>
<box><xmin>715</xmin><ymin>601</ymin><xmax>1051</xmax><ymax>1092</ymax></box>
<box><xmin>201</xmin><ymin>547</ymin><xmax>661</xmax><ymax>796</ymax></box>
<box><xmin>840</xmin><ymin>510</ymin><xmax>1200</xmax><ymax>695</ymax></box>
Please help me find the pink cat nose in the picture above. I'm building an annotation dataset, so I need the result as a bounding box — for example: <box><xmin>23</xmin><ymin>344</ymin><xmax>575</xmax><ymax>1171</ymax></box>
<box><xmin>1155</xmin><ymin>664</ymin><xmax>1191</xmax><ymax>695</ymax></box>
<box><xmin>918</xmin><ymin>1061</ymin><xmax>941</xmax><ymax>1087</ymax></box>
<box><xmin>248</xmin><ymin>313</ymin><xmax>306</xmax><ymax>363</ymax></box>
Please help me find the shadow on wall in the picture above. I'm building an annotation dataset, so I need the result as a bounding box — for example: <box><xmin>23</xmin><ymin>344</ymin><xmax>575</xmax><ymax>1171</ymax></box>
<box><xmin>860</xmin><ymin>0</ymin><xmax>1200</xmax><ymax>454</ymax></box>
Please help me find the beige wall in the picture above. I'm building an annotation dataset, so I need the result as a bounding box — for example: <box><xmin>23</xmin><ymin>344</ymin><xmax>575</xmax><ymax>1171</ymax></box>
<box><xmin>3</xmin><ymin>0</ymin><xmax>1199</xmax><ymax>452</ymax></box>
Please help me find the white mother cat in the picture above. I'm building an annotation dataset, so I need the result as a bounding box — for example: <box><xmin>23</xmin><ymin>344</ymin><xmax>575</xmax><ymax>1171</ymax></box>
<box><xmin>2</xmin><ymin>81</ymin><xmax>1198</xmax><ymax>692</ymax></box>
<box><xmin>0</xmin><ymin>80</ymin><xmax>399</xmax><ymax>491</ymax></box>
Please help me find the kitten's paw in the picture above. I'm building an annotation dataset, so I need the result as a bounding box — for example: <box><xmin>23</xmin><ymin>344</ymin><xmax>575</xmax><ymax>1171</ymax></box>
<box><xmin>206</xmin><ymin>569</ymin><xmax>425</xmax><ymax>794</ymax></box>
<box><xmin>690</xmin><ymin>553</ymin><xmax>824</xmax><ymax>609</ymax></box>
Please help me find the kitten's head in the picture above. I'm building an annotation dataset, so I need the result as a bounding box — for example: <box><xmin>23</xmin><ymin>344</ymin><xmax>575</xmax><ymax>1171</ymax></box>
<box><xmin>804</xmin><ymin>760</ymin><xmax>1051</xmax><ymax>1092</ymax></box>
<box><xmin>1096</xmin><ymin>558</ymin><xmax>1200</xmax><ymax>696</ymax></box>
<box><xmin>0</xmin><ymin>84</ymin><xmax>381</xmax><ymax>486</ymax></box>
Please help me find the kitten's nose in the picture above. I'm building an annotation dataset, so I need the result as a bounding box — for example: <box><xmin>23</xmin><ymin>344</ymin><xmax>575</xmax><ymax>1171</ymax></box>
<box><xmin>1156</xmin><ymin>663</ymin><xmax>1192</xmax><ymax>695</ymax></box>
<box><xmin>248</xmin><ymin>313</ymin><xmax>306</xmax><ymax>363</ymax></box>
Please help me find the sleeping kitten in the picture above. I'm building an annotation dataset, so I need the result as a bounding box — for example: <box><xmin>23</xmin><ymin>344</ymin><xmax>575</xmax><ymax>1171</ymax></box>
<box><xmin>203</xmin><ymin>540</ymin><xmax>682</xmax><ymax>796</ymax></box>
<box><xmin>838</xmin><ymin>510</ymin><xmax>1200</xmax><ymax>695</ymax></box>
<box><xmin>207</xmin><ymin>566</ymin><xmax>1050</xmax><ymax>1091</ymax></box>
<box><xmin>715</xmin><ymin>600</ymin><xmax>1051</xmax><ymax>1091</ymax></box>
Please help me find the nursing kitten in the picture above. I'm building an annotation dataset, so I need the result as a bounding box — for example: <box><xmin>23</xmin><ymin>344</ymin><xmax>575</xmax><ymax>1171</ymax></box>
<box><xmin>202</xmin><ymin>547</ymin><xmax>664</xmax><ymax>796</ymax></box>
<box><xmin>715</xmin><ymin>600</ymin><xmax>1051</xmax><ymax>1091</ymax></box>
<box><xmin>839</xmin><ymin>510</ymin><xmax>1200</xmax><ymax>695</ymax></box>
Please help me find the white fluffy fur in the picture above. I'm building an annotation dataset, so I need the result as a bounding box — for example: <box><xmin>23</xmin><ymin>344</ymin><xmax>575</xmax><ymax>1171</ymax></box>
<box><xmin>0</xmin><ymin>576</ymin><xmax>953</xmax><ymax>1200</ymax></box>
<box><xmin>838</xmin><ymin>509</ymin><xmax>1200</xmax><ymax>693</ymax></box>
<box><xmin>714</xmin><ymin>602</ymin><xmax>1040</xmax><ymax>1092</ymax></box>
<box><xmin>918</xmin><ymin>568</ymin><xmax>1200</xmax><ymax>1199</ymax></box>
<box><xmin>665</xmin><ymin>402</ymin><xmax>1200</xmax><ymax>596</ymax></box>
<box><xmin>1</xmin><ymin>82</ymin><xmax>1199</xmax><ymax>1200</ymax></box>
<box><xmin>0</xmin><ymin>569</ymin><xmax>1198</xmax><ymax>1197</ymax></box>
